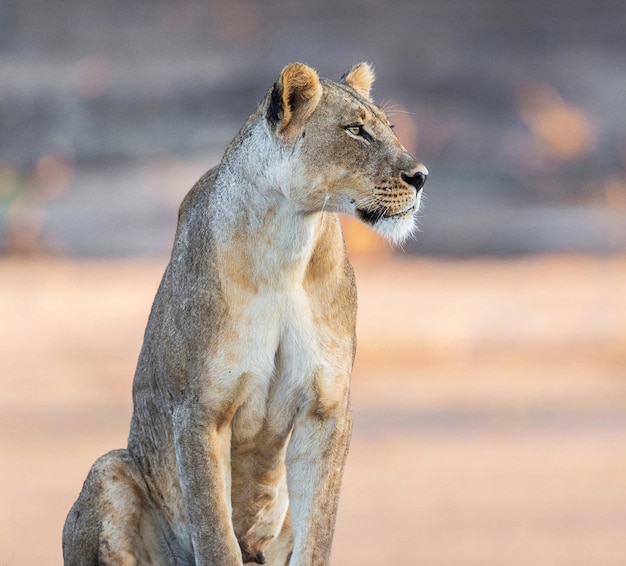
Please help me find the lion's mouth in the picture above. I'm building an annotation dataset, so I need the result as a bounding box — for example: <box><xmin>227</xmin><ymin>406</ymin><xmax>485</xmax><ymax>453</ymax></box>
<box><xmin>356</xmin><ymin>204</ymin><xmax>416</xmax><ymax>224</ymax></box>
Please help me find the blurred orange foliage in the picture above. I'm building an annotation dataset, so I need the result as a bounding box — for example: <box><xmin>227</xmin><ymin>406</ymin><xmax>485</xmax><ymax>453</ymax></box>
<box><xmin>517</xmin><ymin>82</ymin><xmax>597</xmax><ymax>161</ymax></box>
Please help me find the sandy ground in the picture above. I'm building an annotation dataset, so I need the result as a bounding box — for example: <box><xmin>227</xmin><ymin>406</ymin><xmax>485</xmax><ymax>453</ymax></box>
<box><xmin>1</xmin><ymin>255</ymin><xmax>626</xmax><ymax>565</ymax></box>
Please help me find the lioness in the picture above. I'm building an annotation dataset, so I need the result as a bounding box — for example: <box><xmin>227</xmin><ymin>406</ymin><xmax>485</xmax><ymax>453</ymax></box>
<box><xmin>63</xmin><ymin>62</ymin><xmax>427</xmax><ymax>566</ymax></box>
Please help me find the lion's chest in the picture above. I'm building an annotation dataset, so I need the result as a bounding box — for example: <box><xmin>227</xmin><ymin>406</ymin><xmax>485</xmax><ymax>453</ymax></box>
<box><xmin>225</xmin><ymin>286</ymin><xmax>323</xmax><ymax>445</ymax></box>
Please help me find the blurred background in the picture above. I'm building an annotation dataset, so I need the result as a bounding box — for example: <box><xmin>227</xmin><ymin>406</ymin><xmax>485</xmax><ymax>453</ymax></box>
<box><xmin>1</xmin><ymin>1</ymin><xmax>625</xmax><ymax>564</ymax></box>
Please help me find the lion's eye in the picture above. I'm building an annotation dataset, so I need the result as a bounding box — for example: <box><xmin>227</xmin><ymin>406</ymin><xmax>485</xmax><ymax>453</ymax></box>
<box><xmin>346</xmin><ymin>123</ymin><xmax>374</xmax><ymax>143</ymax></box>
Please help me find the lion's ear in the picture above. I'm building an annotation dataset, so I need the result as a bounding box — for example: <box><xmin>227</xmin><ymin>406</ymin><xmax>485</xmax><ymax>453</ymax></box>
<box><xmin>268</xmin><ymin>63</ymin><xmax>322</xmax><ymax>137</ymax></box>
<box><xmin>341</xmin><ymin>62</ymin><xmax>375</xmax><ymax>101</ymax></box>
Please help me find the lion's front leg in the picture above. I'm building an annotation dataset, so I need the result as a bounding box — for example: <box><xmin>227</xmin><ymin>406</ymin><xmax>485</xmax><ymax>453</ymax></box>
<box><xmin>285</xmin><ymin>388</ymin><xmax>353</xmax><ymax>566</ymax></box>
<box><xmin>231</xmin><ymin>433</ymin><xmax>291</xmax><ymax>564</ymax></box>
<box><xmin>173</xmin><ymin>399</ymin><xmax>243</xmax><ymax>565</ymax></box>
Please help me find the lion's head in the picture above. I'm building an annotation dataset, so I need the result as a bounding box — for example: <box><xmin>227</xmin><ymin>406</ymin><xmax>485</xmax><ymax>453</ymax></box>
<box><xmin>266</xmin><ymin>62</ymin><xmax>428</xmax><ymax>244</ymax></box>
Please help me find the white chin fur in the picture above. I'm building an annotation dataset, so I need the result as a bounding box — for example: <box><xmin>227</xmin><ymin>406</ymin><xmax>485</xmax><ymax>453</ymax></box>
<box><xmin>370</xmin><ymin>211</ymin><xmax>417</xmax><ymax>245</ymax></box>
<box><xmin>368</xmin><ymin>192</ymin><xmax>421</xmax><ymax>244</ymax></box>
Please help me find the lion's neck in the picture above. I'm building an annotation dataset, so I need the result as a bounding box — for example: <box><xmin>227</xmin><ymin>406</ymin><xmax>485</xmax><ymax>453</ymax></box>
<box><xmin>207</xmin><ymin>122</ymin><xmax>336</xmax><ymax>288</ymax></box>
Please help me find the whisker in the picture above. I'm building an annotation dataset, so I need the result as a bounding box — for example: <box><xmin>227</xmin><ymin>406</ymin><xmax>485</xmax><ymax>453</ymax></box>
<box><xmin>321</xmin><ymin>193</ymin><xmax>330</xmax><ymax>213</ymax></box>
<box><xmin>380</xmin><ymin>99</ymin><xmax>400</xmax><ymax>113</ymax></box>
<box><xmin>385</xmin><ymin>108</ymin><xmax>415</xmax><ymax>117</ymax></box>
<box><xmin>355</xmin><ymin>195</ymin><xmax>379</xmax><ymax>209</ymax></box>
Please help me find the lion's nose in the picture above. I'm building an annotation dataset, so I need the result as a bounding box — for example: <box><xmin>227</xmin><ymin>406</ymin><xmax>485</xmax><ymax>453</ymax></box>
<box><xmin>401</xmin><ymin>167</ymin><xmax>428</xmax><ymax>191</ymax></box>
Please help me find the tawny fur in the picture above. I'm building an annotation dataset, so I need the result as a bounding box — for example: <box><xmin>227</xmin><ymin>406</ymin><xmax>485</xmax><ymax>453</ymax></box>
<box><xmin>63</xmin><ymin>62</ymin><xmax>427</xmax><ymax>566</ymax></box>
